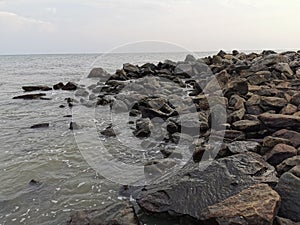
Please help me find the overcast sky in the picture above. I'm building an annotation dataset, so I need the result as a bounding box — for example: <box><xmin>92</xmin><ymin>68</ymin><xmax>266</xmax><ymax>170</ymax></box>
<box><xmin>0</xmin><ymin>0</ymin><xmax>299</xmax><ymax>54</ymax></box>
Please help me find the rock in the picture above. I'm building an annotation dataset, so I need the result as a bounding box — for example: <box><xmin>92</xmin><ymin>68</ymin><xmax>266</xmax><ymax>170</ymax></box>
<box><xmin>29</xmin><ymin>179</ymin><xmax>41</xmax><ymax>186</ymax></box>
<box><xmin>88</xmin><ymin>67</ymin><xmax>110</xmax><ymax>79</ymax></box>
<box><xmin>166</xmin><ymin>121</ymin><xmax>179</xmax><ymax>134</ymax></box>
<box><xmin>185</xmin><ymin>54</ymin><xmax>196</xmax><ymax>62</ymax></box>
<box><xmin>232</xmin><ymin>50</ymin><xmax>239</xmax><ymax>56</ymax></box>
<box><xmin>100</xmin><ymin>125</ymin><xmax>119</xmax><ymax>137</ymax></box>
<box><xmin>67</xmin><ymin>200</ymin><xmax>139</xmax><ymax>225</ymax></box>
<box><xmin>224</xmin><ymin>78</ymin><xmax>249</xmax><ymax>99</ymax></box>
<box><xmin>22</xmin><ymin>85</ymin><xmax>52</xmax><ymax>92</ymax></box>
<box><xmin>111</xmin><ymin>100</ymin><xmax>128</xmax><ymax>113</ymax></box>
<box><xmin>30</xmin><ymin>123</ymin><xmax>49</xmax><ymax>129</ymax></box>
<box><xmin>199</xmin><ymin>184</ymin><xmax>280</xmax><ymax>225</ymax></box>
<box><xmin>261</xmin><ymin>96</ymin><xmax>287</xmax><ymax>109</ymax></box>
<box><xmin>291</xmin><ymin>93</ymin><xmax>300</xmax><ymax>106</ymax></box>
<box><xmin>123</xmin><ymin>63</ymin><xmax>139</xmax><ymax>73</ymax></box>
<box><xmin>227</xmin><ymin>141</ymin><xmax>261</xmax><ymax>154</ymax></box>
<box><xmin>275</xmin><ymin>172</ymin><xmax>300</xmax><ymax>222</ymax></box>
<box><xmin>274</xmin><ymin>63</ymin><xmax>294</xmax><ymax>78</ymax></box>
<box><xmin>62</xmin><ymin>82</ymin><xmax>77</xmax><ymax>91</ymax></box>
<box><xmin>258</xmin><ymin>113</ymin><xmax>300</xmax><ymax>132</ymax></box>
<box><xmin>263</xmin><ymin>136</ymin><xmax>292</xmax><ymax>148</ymax></box>
<box><xmin>275</xmin><ymin>217</ymin><xmax>300</xmax><ymax>225</ymax></box>
<box><xmin>276</xmin><ymin>156</ymin><xmax>300</xmax><ymax>176</ymax></box>
<box><xmin>133</xmin><ymin>118</ymin><xmax>152</xmax><ymax>138</ymax></box>
<box><xmin>232</xmin><ymin>119</ymin><xmax>261</xmax><ymax>132</ymax></box>
<box><xmin>281</xmin><ymin>104</ymin><xmax>298</xmax><ymax>115</ymax></box>
<box><xmin>75</xmin><ymin>89</ymin><xmax>89</xmax><ymax>97</ymax></box>
<box><xmin>272</xmin><ymin>129</ymin><xmax>300</xmax><ymax>148</ymax></box>
<box><xmin>69</xmin><ymin>122</ymin><xmax>79</xmax><ymax>130</ymax></box>
<box><xmin>13</xmin><ymin>93</ymin><xmax>47</xmax><ymax>100</ymax></box>
<box><xmin>174</xmin><ymin>63</ymin><xmax>193</xmax><ymax>77</ymax></box>
<box><xmin>53</xmin><ymin>82</ymin><xmax>64</xmax><ymax>90</ymax></box>
<box><xmin>133</xmin><ymin>153</ymin><xmax>278</xmax><ymax>222</ymax></box>
<box><xmin>247</xmin><ymin>73</ymin><xmax>268</xmax><ymax>85</ymax></box>
<box><xmin>265</xmin><ymin>144</ymin><xmax>297</xmax><ymax>166</ymax></box>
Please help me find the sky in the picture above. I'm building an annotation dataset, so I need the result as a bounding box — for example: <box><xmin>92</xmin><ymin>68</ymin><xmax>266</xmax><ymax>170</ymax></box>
<box><xmin>0</xmin><ymin>0</ymin><xmax>299</xmax><ymax>54</ymax></box>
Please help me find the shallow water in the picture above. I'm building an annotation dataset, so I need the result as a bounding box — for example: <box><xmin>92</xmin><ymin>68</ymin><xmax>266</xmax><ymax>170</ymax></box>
<box><xmin>0</xmin><ymin>52</ymin><xmax>217</xmax><ymax>225</ymax></box>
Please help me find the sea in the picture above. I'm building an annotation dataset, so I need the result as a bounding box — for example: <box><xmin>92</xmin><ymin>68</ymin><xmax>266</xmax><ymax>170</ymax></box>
<box><xmin>0</xmin><ymin>52</ymin><xmax>223</xmax><ymax>225</ymax></box>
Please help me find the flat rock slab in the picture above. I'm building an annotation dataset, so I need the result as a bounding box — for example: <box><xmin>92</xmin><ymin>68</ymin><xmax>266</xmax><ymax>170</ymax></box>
<box><xmin>13</xmin><ymin>93</ymin><xmax>47</xmax><ymax>100</ymax></box>
<box><xmin>67</xmin><ymin>200</ymin><xmax>139</xmax><ymax>225</ymax></box>
<box><xmin>199</xmin><ymin>184</ymin><xmax>280</xmax><ymax>225</ymax></box>
<box><xmin>22</xmin><ymin>85</ymin><xmax>52</xmax><ymax>92</ymax></box>
<box><xmin>258</xmin><ymin>113</ymin><xmax>300</xmax><ymax>132</ymax></box>
<box><xmin>133</xmin><ymin>153</ymin><xmax>278</xmax><ymax>223</ymax></box>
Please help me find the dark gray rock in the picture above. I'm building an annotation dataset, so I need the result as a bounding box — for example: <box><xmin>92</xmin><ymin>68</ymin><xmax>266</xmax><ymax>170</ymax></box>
<box><xmin>30</xmin><ymin>123</ymin><xmax>49</xmax><ymax>129</ymax></box>
<box><xmin>132</xmin><ymin>153</ymin><xmax>278</xmax><ymax>223</ymax></box>
<box><xmin>62</xmin><ymin>82</ymin><xmax>77</xmax><ymax>91</ymax></box>
<box><xmin>13</xmin><ymin>93</ymin><xmax>47</xmax><ymax>100</ymax></box>
<box><xmin>22</xmin><ymin>85</ymin><xmax>52</xmax><ymax>92</ymax></box>
<box><xmin>275</xmin><ymin>172</ymin><xmax>300</xmax><ymax>222</ymax></box>
<box><xmin>88</xmin><ymin>67</ymin><xmax>110</xmax><ymax>79</ymax></box>
<box><xmin>53</xmin><ymin>82</ymin><xmax>64</xmax><ymax>90</ymax></box>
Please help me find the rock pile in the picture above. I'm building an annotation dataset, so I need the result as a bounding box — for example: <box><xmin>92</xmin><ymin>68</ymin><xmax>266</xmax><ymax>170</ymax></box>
<box><xmin>67</xmin><ymin>50</ymin><xmax>300</xmax><ymax>225</ymax></box>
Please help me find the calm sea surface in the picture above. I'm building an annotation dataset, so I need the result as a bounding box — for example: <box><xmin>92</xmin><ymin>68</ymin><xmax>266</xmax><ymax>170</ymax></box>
<box><xmin>0</xmin><ymin>52</ymin><xmax>222</xmax><ymax>225</ymax></box>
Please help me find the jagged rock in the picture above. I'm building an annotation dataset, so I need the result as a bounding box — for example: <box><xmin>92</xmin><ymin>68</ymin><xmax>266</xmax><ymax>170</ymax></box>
<box><xmin>275</xmin><ymin>172</ymin><xmax>300</xmax><ymax>222</ymax></box>
<box><xmin>258</xmin><ymin>113</ymin><xmax>300</xmax><ymax>132</ymax></box>
<box><xmin>264</xmin><ymin>144</ymin><xmax>297</xmax><ymax>166</ymax></box>
<box><xmin>53</xmin><ymin>82</ymin><xmax>64</xmax><ymax>90</ymax></box>
<box><xmin>123</xmin><ymin>63</ymin><xmax>139</xmax><ymax>73</ymax></box>
<box><xmin>291</xmin><ymin>93</ymin><xmax>300</xmax><ymax>106</ymax></box>
<box><xmin>272</xmin><ymin>129</ymin><xmax>300</xmax><ymax>148</ymax></box>
<box><xmin>281</xmin><ymin>104</ymin><xmax>298</xmax><ymax>115</ymax></box>
<box><xmin>133</xmin><ymin>153</ymin><xmax>278</xmax><ymax>223</ymax></box>
<box><xmin>62</xmin><ymin>82</ymin><xmax>77</xmax><ymax>91</ymax></box>
<box><xmin>274</xmin><ymin>63</ymin><xmax>294</xmax><ymax>78</ymax></box>
<box><xmin>260</xmin><ymin>96</ymin><xmax>287</xmax><ymax>109</ymax></box>
<box><xmin>100</xmin><ymin>125</ymin><xmax>119</xmax><ymax>137</ymax></box>
<box><xmin>13</xmin><ymin>93</ymin><xmax>47</xmax><ymax>100</ymax></box>
<box><xmin>88</xmin><ymin>67</ymin><xmax>110</xmax><ymax>79</ymax></box>
<box><xmin>22</xmin><ymin>85</ymin><xmax>52</xmax><ymax>92</ymax></box>
<box><xmin>276</xmin><ymin>156</ymin><xmax>300</xmax><ymax>176</ymax></box>
<box><xmin>224</xmin><ymin>78</ymin><xmax>249</xmax><ymax>98</ymax></box>
<box><xmin>275</xmin><ymin>217</ymin><xmax>300</xmax><ymax>225</ymax></box>
<box><xmin>133</xmin><ymin>118</ymin><xmax>152</xmax><ymax>138</ymax></box>
<box><xmin>227</xmin><ymin>141</ymin><xmax>261</xmax><ymax>154</ymax></box>
<box><xmin>198</xmin><ymin>184</ymin><xmax>280</xmax><ymax>225</ymax></box>
<box><xmin>67</xmin><ymin>200</ymin><xmax>139</xmax><ymax>225</ymax></box>
<box><xmin>30</xmin><ymin>123</ymin><xmax>49</xmax><ymax>129</ymax></box>
<box><xmin>263</xmin><ymin>136</ymin><xmax>292</xmax><ymax>148</ymax></box>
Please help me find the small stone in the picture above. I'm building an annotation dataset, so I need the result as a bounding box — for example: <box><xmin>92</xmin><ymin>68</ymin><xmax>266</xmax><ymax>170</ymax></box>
<box><xmin>53</xmin><ymin>82</ymin><xmax>64</xmax><ymax>90</ymax></box>
<box><xmin>276</xmin><ymin>156</ymin><xmax>300</xmax><ymax>176</ymax></box>
<box><xmin>62</xmin><ymin>82</ymin><xmax>77</xmax><ymax>91</ymax></box>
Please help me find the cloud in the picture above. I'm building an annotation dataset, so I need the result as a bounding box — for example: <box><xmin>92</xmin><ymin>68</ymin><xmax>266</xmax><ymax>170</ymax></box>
<box><xmin>0</xmin><ymin>11</ymin><xmax>55</xmax><ymax>32</ymax></box>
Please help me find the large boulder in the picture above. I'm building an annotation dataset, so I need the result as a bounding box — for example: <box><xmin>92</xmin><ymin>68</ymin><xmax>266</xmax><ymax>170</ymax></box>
<box><xmin>275</xmin><ymin>172</ymin><xmax>300</xmax><ymax>222</ymax></box>
<box><xmin>132</xmin><ymin>153</ymin><xmax>278</xmax><ymax>224</ymax></box>
<box><xmin>199</xmin><ymin>184</ymin><xmax>280</xmax><ymax>225</ymax></box>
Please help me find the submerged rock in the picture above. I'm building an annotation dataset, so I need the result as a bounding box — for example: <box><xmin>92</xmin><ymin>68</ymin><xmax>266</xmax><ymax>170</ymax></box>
<box><xmin>62</xmin><ymin>82</ymin><xmax>77</xmax><ymax>91</ymax></box>
<box><xmin>67</xmin><ymin>200</ymin><xmax>139</xmax><ymax>225</ymax></box>
<box><xmin>88</xmin><ymin>67</ymin><xmax>110</xmax><ymax>79</ymax></box>
<box><xmin>30</xmin><ymin>123</ymin><xmax>49</xmax><ymax>129</ymax></box>
<box><xmin>22</xmin><ymin>85</ymin><xmax>52</xmax><ymax>92</ymax></box>
<box><xmin>13</xmin><ymin>93</ymin><xmax>47</xmax><ymax>100</ymax></box>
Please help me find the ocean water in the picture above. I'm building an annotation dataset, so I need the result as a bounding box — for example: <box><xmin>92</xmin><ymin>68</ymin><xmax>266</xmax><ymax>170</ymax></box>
<box><xmin>0</xmin><ymin>52</ymin><xmax>218</xmax><ymax>225</ymax></box>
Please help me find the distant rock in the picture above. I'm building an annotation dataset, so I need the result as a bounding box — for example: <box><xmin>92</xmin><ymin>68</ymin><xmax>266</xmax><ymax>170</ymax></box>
<box><xmin>22</xmin><ymin>85</ymin><xmax>52</xmax><ymax>92</ymax></box>
<box><xmin>87</xmin><ymin>67</ymin><xmax>110</xmax><ymax>79</ymax></box>
<box><xmin>62</xmin><ymin>82</ymin><xmax>77</xmax><ymax>91</ymax></box>
<box><xmin>13</xmin><ymin>93</ymin><xmax>47</xmax><ymax>100</ymax></box>
<box><xmin>53</xmin><ymin>82</ymin><xmax>65</xmax><ymax>90</ymax></box>
<box><xmin>30</xmin><ymin>123</ymin><xmax>49</xmax><ymax>129</ymax></box>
